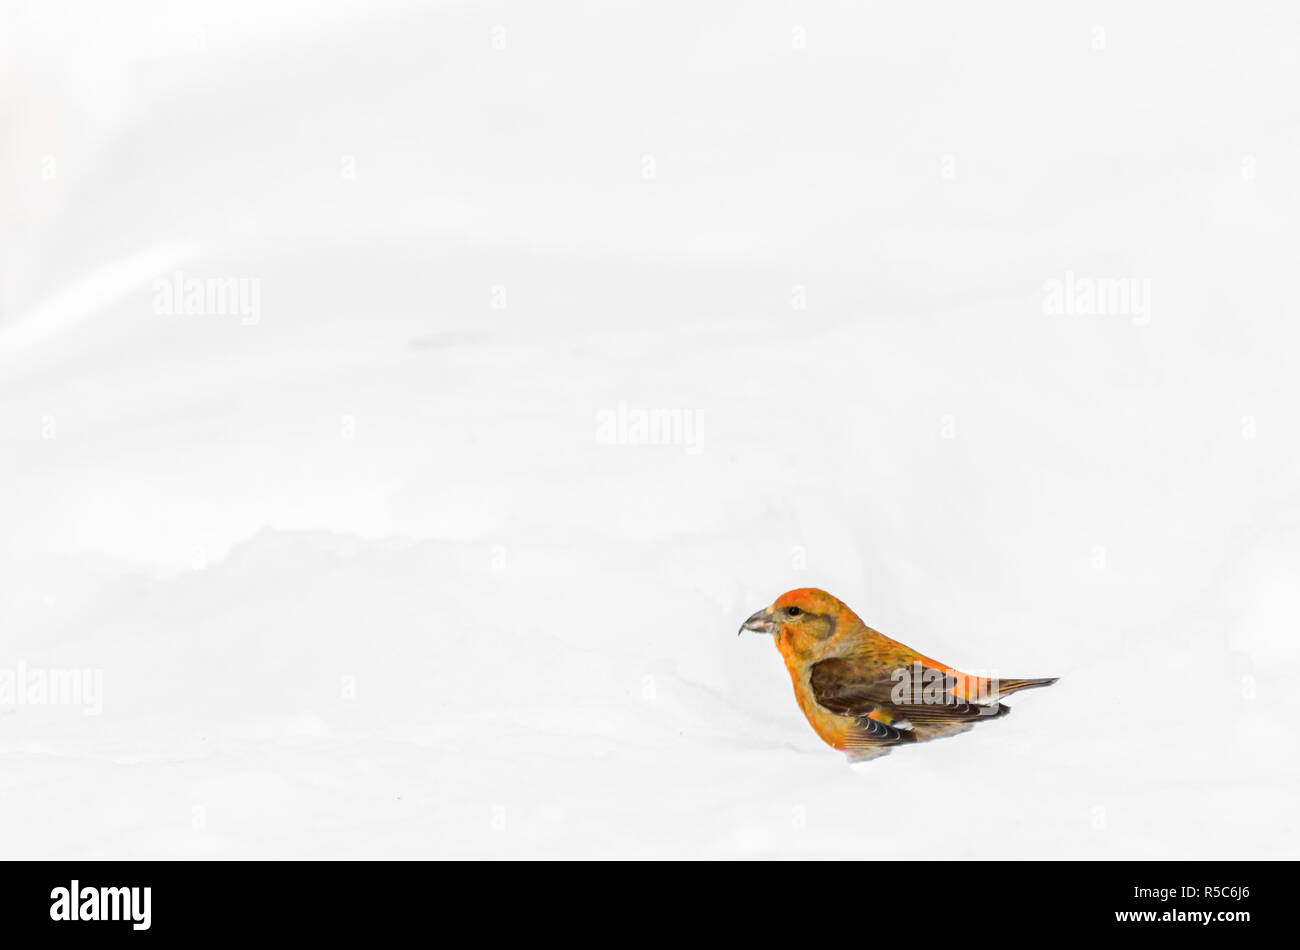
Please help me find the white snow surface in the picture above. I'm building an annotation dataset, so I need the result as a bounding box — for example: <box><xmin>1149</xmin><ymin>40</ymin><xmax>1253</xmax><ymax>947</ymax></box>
<box><xmin>2</xmin><ymin>1</ymin><xmax>1299</xmax><ymax>858</ymax></box>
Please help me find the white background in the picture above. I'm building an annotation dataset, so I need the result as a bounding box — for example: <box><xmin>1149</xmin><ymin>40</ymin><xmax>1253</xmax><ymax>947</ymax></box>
<box><xmin>2</xmin><ymin>1</ymin><xmax>1298</xmax><ymax>858</ymax></box>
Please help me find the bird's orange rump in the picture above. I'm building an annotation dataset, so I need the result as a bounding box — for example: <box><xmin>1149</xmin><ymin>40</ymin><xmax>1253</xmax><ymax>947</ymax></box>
<box><xmin>739</xmin><ymin>588</ymin><xmax>1058</xmax><ymax>762</ymax></box>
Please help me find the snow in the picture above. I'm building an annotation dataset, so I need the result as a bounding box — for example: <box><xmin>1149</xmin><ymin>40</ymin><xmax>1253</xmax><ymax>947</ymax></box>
<box><xmin>2</xmin><ymin>1</ymin><xmax>1298</xmax><ymax>858</ymax></box>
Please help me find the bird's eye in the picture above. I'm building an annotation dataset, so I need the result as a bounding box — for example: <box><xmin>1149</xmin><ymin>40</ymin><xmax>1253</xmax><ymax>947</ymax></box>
<box><xmin>786</xmin><ymin>606</ymin><xmax>802</xmax><ymax>617</ymax></box>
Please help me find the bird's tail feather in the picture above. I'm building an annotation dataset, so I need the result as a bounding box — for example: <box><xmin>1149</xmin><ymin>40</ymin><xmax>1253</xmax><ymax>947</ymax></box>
<box><xmin>993</xmin><ymin>676</ymin><xmax>1059</xmax><ymax>698</ymax></box>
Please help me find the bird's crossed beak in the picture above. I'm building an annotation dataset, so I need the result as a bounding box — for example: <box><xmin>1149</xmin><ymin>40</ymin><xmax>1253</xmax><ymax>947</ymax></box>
<box><xmin>738</xmin><ymin>607</ymin><xmax>778</xmax><ymax>637</ymax></box>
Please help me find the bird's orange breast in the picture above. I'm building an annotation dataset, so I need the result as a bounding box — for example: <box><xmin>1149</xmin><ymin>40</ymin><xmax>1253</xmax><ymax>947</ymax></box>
<box><xmin>774</xmin><ymin>637</ymin><xmax>857</xmax><ymax>749</ymax></box>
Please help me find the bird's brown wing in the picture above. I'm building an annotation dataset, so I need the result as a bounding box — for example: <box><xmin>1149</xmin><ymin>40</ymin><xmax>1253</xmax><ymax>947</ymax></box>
<box><xmin>810</xmin><ymin>657</ymin><xmax>1009</xmax><ymax>726</ymax></box>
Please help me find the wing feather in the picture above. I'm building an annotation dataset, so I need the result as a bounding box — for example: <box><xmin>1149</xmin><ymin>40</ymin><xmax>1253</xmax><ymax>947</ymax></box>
<box><xmin>810</xmin><ymin>657</ymin><xmax>1009</xmax><ymax>727</ymax></box>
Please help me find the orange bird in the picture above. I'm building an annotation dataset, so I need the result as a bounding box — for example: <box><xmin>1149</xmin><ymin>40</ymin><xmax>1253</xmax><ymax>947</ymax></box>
<box><xmin>740</xmin><ymin>588</ymin><xmax>1057</xmax><ymax>762</ymax></box>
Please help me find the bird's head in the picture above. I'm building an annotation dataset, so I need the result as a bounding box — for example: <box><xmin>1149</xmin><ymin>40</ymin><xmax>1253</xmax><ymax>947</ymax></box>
<box><xmin>738</xmin><ymin>588</ymin><xmax>848</xmax><ymax>645</ymax></box>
